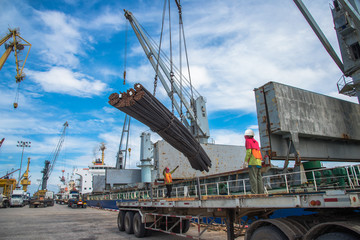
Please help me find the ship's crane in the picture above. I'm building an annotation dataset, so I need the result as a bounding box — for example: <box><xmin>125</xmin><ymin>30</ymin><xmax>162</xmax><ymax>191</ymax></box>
<box><xmin>116</xmin><ymin>114</ymin><xmax>131</xmax><ymax>169</ymax></box>
<box><xmin>40</xmin><ymin>121</ymin><xmax>69</xmax><ymax>190</ymax></box>
<box><xmin>0</xmin><ymin>28</ymin><xmax>31</xmax><ymax>108</ymax></box>
<box><xmin>20</xmin><ymin>157</ymin><xmax>31</xmax><ymax>192</ymax></box>
<box><xmin>293</xmin><ymin>0</ymin><xmax>360</xmax><ymax>102</ymax></box>
<box><xmin>124</xmin><ymin>2</ymin><xmax>210</xmax><ymax>143</ymax></box>
<box><xmin>99</xmin><ymin>142</ymin><xmax>106</xmax><ymax>165</ymax></box>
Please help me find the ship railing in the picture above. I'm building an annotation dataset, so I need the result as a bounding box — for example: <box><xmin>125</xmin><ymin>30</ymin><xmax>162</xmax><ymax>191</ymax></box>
<box><xmin>112</xmin><ymin>164</ymin><xmax>360</xmax><ymax>201</ymax></box>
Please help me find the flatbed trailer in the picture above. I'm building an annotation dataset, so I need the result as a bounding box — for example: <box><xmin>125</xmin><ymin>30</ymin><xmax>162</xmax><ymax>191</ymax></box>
<box><xmin>117</xmin><ymin>191</ymin><xmax>360</xmax><ymax>239</ymax></box>
<box><xmin>89</xmin><ymin>163</ymin><xmax>360</xmax><ymax>239</ymax></box>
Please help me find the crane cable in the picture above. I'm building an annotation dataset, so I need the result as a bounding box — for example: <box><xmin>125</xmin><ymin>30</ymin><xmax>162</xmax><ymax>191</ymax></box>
<box><xmin>176</xmin><ymin>0</ymin><xmax>195</xmax><ymax>120</ymax></box>
<box><xmin>123</xmin><ymin>21</ymin><xmax>129</xmax><ymax>85</ymax></box>
<box><xmin>168</xmin><ymin>0</ymin><xmax>175</xmax><ymax>114</ymax></box>
<box><xmin>154</xmin><ymin>0</ymin><xmax>168</xmax><ymax>96</ymax></box>
<box><xmin>13</xmin><ymin>82</ymin><xmax>20</xmax><ymax>109</ymax></box>
<box><xmin>176</xmin><ymin>0</ymin><xmax>183</xmax><ymax>119</ymax></box>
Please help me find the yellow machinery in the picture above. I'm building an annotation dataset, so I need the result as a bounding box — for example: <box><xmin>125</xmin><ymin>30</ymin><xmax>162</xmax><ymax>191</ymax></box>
<box><xmin>20</xmin><ymin>157</ymin><xmax>31</xmax><ymax>192</ymax></box>
<box><xmin>0</xmin><ymin>28</ymin><xmax>31</xmax><ymax>108</ymax></box>
<box><xmin>0</xmin><ymin>178</ymin><xmax>17</xmax><ymax>197</ymax></box>
<box><xmin>0</xmin><ymin>178</ymin><xmax>17</xmax><ymax>207</ymax></box>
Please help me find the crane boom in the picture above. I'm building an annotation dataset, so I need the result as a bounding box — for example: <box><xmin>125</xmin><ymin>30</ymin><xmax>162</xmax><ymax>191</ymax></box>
<box><xmin>41</xmin><ymin>121</ymin><xmax>68</xmax><ymax>190</ymax></box>
<box><xmin>0</xmin><ymin>28</ymin><xmax>31</xmax><ymax>83</ymax></box>
<box><xmin>0</xmin><ymin>169</ymin><xmax>19</xmax><ymax>179</ymax></box>
<box><xmin>293</xmin><ymin>0</ymin><xmax>360</xmax><ymax>102</ymax></box>
<box><xmin>0</xmin><ymin>32</ymin><xmax>13</xmax><ymax>45</ymax></box>
<box><xmin>293</xmin><ymin>0</ymin><xmax>345</xmax><ymax>73</ymax></box>
<box><xmin>124</xmin><ymin>10</ymin><xmax>210</xmax><ymax>143</ymax></box>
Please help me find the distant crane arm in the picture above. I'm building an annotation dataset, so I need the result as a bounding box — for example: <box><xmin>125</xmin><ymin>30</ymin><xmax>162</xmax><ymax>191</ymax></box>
<box><xmin>293</xmin><ymin>0</ymin><xmax>345</xmax><ymax>74</ymax></box>
<box><xmin>41</xmin><ymin>121</ymin><xmax>68</xmax><ymax>190</ymax></box>
<box><xmin>0</xmin><ymin>169</ymin><xmax>19</xmax><ymax>179</ymax></box>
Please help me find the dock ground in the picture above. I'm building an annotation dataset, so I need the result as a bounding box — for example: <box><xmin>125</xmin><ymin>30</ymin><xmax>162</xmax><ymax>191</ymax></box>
<box><xmin>0</xmin><ymin>204</ymin><xmax>244</xmax><ymax>240</ymax></box>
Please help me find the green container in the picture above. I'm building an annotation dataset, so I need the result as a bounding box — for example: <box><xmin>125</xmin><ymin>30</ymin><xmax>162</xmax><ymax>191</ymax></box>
<box><xmin>303</xmin><ymin>161</ymin><xmax>322</xmax><ymax>170</ymax></box>
<box><xmin>323</xmin><ymin>170</ymin><xmax>333</xmax><ymax>184</ymax></box>
<box><xmin>333</xmin><ymin>168</ymin><xmax>347</xmax><ymax>176</ymax></box>
<box><xmin>306</xmin><ymin>171</ymin><xmax>322</xmax><ymax>185</ymax></box>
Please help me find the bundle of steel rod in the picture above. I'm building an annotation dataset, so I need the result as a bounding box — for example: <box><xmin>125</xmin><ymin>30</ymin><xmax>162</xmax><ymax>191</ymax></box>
<box><xmin>108</xmin><ymin>83</ymin><xmax>212</xmax><ymax>172</ymax></box>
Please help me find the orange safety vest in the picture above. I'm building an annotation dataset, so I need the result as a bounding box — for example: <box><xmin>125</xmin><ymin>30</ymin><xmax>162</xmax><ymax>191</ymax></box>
<box><xmin>252</xmin><ymin>149</ymin><xmax>263</xmax><ymax>160</ymax></box>
<box><xmin>164</xmin><ymin>172</ymin><xmax>173</xmax><ymax>184</ymax></box>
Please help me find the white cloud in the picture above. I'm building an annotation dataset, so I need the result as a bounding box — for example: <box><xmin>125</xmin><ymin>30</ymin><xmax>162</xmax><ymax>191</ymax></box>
<box><xmin>27</xmin><ymin>67</ymin><xmax>107</xmax><ymax>97</ymax></box>
<box><xmin>86</xmin><ymin>10</ymin><xmax>124</xmax><ymax>31</ymax></box>
<box><xmin>36</xmin><ymin>10</ymin><xmax>83</xmax><ymax>67</ymax></box>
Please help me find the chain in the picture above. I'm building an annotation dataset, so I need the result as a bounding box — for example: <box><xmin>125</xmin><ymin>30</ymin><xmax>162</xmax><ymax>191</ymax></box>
<box><xmin>153</xmin><ymin>75</ymin><xmax>158</xmax><ymax>96</ymax></box>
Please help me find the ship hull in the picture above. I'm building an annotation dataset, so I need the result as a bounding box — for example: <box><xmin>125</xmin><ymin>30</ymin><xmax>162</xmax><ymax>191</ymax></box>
<box><xmin>86</xmin><ymin>200</ymin><xmax>118</xmax><ymax>210</ymax></box>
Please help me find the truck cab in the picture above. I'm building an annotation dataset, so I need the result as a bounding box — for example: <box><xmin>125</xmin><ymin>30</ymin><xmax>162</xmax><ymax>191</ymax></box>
<box><xmin>10</xmin><ymin>190</ymin><xmax>25</xmax><ymax>207</ymax></box>
<box><xmin>68</xmin><ymin>190</ymin><xmax>86</xmax><ymax>208</ymax></box>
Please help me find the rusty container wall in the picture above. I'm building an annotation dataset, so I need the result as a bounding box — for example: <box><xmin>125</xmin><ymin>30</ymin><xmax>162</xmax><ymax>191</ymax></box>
<box><xmin>105</xmin><ymin>169</ymin><xmax>141</xmax><ymax>188</ymax></box>
<box><xmin>254</xmin><ymin>81</ymin><xmax>360</xmax><ymax>162</ymax></box>
<box><xmin>154</xmin><ymin>140</ymin><xmax>245</xmax><ymax>180</ymax></box>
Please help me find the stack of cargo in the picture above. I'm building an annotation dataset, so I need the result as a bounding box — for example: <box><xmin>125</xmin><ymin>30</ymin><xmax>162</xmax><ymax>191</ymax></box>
<box><xmin>108</xmin><ymin>83</ymin><xmax>212</xmax><ymax>172</ymax></box>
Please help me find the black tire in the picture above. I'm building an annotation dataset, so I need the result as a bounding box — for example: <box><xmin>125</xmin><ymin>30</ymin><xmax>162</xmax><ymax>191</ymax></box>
<box><xmin>145</xmin><ymin>229</ymin><xmax>152</xmax><ymax>237</ymax></box>
<box><xmin>172</xmin><ymin>219</ymin><xmax>190</xmax><ymax>234</ymax></box>
<box><xmin>182</xmin><ymin>219</ymin><xmax>190</xmax><ymax>233</ymax></box>
<box><xmin>316</xmin><ymin>232</ymin><xmax>358</xmax><ymax>240</ymax></box>
<box><xmin>250</xmin><ymin>225</ymin><xmax>287</xmax><ymax>240</ymax></box>
<box><xmin>133</xmin><ymin>212</ymin><xmax>146</xmax><ymax>238</ymax></box>
<box><xmin>124</xmin><ymin>211</ymin><xmax>134</xmax><ymax>234</ymax></box>
<box><xmin>117</xmin><ymin>211</ymin><xmax>126</xmax><ymax>231</ymax></box>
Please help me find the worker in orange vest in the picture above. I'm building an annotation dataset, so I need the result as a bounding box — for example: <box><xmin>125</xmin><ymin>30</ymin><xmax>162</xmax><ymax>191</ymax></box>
<box><xmin>163</xmin><ymin>166</ymin><xmax>179</xmax><ymax>198</ymax></box>
<box><xmin>244</xmin><ymin>129</ymin><xmax>264</xmax><ymax>194</ymax></box>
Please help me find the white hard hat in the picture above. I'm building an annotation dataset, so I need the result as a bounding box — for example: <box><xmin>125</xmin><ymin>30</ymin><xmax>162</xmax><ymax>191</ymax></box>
<box><xmin>244</xmin><ymin>129</ymin><xmax>254</xmax><ymax>137</ymax></box>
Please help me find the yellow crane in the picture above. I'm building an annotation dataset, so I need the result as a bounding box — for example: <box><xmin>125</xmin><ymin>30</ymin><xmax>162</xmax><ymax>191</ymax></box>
<box><xmin>100</xmin><ymin>142</ymin><xmax>106</xmax><ymax>165</ymax></box>
<box><xmin>0</xmin><ymin>28</ymin><xmax>31</xmax><ymax>108</ymax></box>
<box><xmin>20</xmin><ymin>157</ymin><xmax>31</xmax><ymax>192</ymax></box>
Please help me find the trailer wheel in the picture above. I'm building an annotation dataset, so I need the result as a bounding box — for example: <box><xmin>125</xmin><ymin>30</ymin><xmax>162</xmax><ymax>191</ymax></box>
<box><xmin>133</xmin><ymin>212</ymin><xmax>146</xmax><ymax>238</ymax></box>
<box><xmin>250</xmin><ymin>225</ymin><xmax>287</xmax><ymax>240</ymax></box>
<box><xmin>125</xmin><ymin>211</ymin><xmax>134</xmax><ymax>234</ymax></box>
<box><xmin>316</xmin><ymin>232</ymin><xmax>358</xmax><ymax>240</ymax></box>
<box><xmin>172</xmin><ymin>219</ymin><xmax>190</xmax><ymax>234</ymax></box>
<box><xmin>117</xmin><ymin>211</ymin><xmax>126</xmax><ymax>231</ymax></box>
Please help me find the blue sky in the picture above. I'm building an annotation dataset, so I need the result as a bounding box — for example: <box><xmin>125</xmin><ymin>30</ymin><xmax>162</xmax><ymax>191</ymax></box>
<box><xmin>0</xmin><ymin>0</ymin><xmax>356</xmax><ymax>194</ymax></box>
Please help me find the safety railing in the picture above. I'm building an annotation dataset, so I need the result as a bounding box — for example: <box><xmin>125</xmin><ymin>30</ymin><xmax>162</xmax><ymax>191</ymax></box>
<box><xmin>88</xmin><ymin>164</ymin><xmax>360</xmax><ymax>201</ymax></box>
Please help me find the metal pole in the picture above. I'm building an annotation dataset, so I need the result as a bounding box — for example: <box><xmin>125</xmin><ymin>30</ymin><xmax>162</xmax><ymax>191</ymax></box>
<box><xmin>18</xmin><ymin>145</ymin><xmax>25</xmax><ymax>184</ymax></box>
<box><xmin>16</xmin><ymin>141</ymin><xmax>31</xmax><ymax>187</ymax></box>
